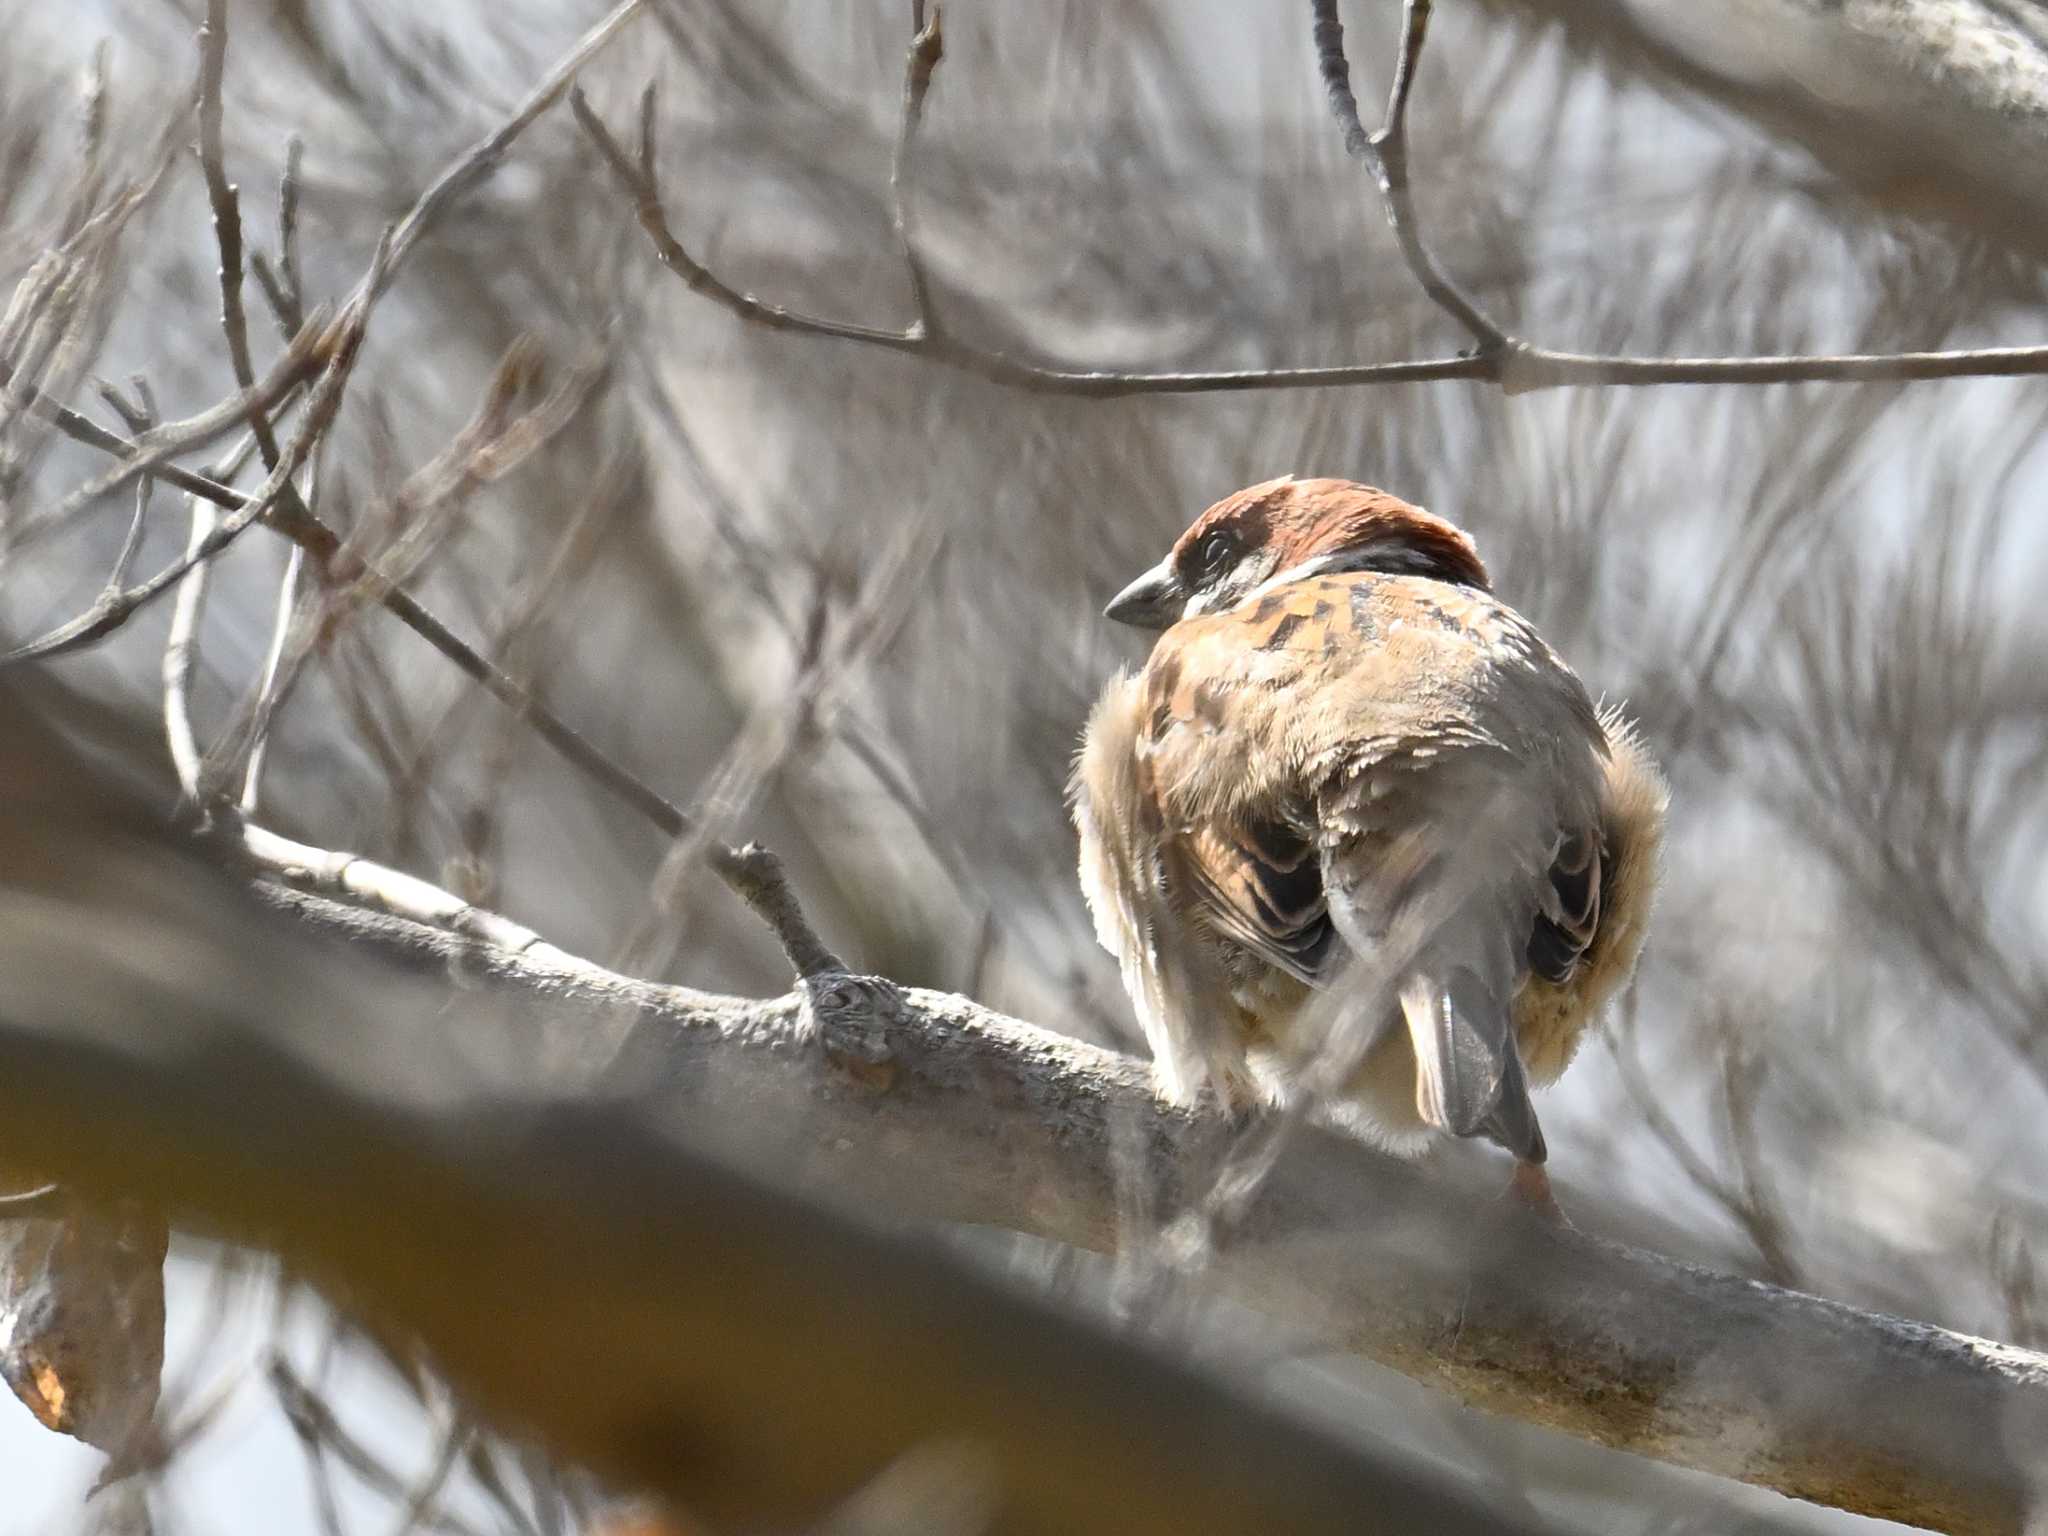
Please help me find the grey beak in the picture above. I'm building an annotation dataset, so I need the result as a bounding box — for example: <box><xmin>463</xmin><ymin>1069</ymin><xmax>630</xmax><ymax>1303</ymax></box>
<box><xmin>1104</xmin><ymin>560</ymin><xmax>1184</xmax><ymax>630</ymax></box>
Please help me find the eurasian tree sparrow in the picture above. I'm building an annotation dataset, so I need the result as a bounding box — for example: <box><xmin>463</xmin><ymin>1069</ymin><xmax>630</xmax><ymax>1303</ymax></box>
<box><xmin>1073</xmin><ymin>476</ymin><xmax>1666</xmax><ymax>1210</ymax></box>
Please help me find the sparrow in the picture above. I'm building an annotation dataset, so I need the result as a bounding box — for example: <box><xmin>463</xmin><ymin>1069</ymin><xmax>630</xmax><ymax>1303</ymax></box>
<box><xmin>1072</xmin><ymin>476</ymin><xmax>1666</xmax><ymax>1210</ymax></box>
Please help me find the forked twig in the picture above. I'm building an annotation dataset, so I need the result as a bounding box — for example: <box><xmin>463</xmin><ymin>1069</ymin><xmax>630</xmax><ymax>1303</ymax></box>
<box><xmin>575</xmin><ymin>1</ymin><xmax>2048</xmax><ymax>394</ymax></box>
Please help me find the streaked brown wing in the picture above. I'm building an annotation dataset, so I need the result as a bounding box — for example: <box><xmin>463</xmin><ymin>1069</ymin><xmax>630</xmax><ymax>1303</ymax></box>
<box><xmin>1171</xmin><ymin>815</ymin><xmax>1336</xmax><ymax>984</ymax></box>
<box><xmin>1526</xmin><ymin>828</ymin><xmax>1603</xmax><ymax>985</ymax></box>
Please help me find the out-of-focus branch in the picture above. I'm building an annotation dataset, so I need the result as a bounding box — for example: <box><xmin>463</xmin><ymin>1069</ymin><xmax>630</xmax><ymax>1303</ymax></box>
<box><xmin>197</xmin><ymin>0</ymin><xmax>274</xmax><ymax>454</ymax></box>
<box><xmin>574</xmin><ymin>6</ymin><xmax>2048</xmax><ymax>395</ymax></box>
<box><xmin>13</xmin><ymin>343</ymin><xmax>841</xmax><ymax>975</ymax></box>
<box><xmin>891</xmin><ymin>4</ymin><xmax>945</xmax><ymax>338</ymax></box>
<box><xmin>4</xmin><ymin>698</ymin><xmax>2042</xmax><ymax>1534</ymax></box>
<box><xmin>368</xmin><ymin>0</ymin><xmax>649</xmax><ymax>296</ymax></box>
<box><xmin>1307</xmin><ymin>0</ymin><xmax>2048</xmax><ymax>393</ymax></box>
<box><xmin>1480</xmin><ymin>0</ymin><xmax>2048</xmax><ymax>251</ymax></box>
<box><xmin>2</xmin><ymin>386</ymin><xmax>701</xmax><ymax>845</ymax></box>
<box><xmin>4</xmin><ymin>316</ymin><xmax>330</xmax><ymax>553</ymax></box>
<box><xmin>568</xmin><ymin>78</ymin><xmax>1488</xmax><ymax>395</ymax></box>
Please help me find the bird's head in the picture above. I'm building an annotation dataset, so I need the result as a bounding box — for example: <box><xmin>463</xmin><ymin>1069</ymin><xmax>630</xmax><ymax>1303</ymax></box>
<box><xmin>1103</xmin><ymin>475</ymin><xmax>1491</xmax><ymax>630</ymax></box>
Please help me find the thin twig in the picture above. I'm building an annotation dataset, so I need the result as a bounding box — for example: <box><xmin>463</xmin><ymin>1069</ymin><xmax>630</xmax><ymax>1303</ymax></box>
<box><xmin>198</xmin><ymin>0</ymin><xmax>266</xmax><ymax>415</ymax></box>
<box><xmin>1604</xmin><ymin>1000</ymin><xmax>1802</xmax><ymax>1287</ymax></box>
<box><xmin>8</xmin><ymin>292</ymin><xmax>357</xmax><ymax>670</ymax></box>
<box><xmin>1320</xmin><ymin>0</ymin><xmax>1508</xmax><ymax>351</ymax></box>
<box><xmin>386</xmin><ymin>1415</ymin><xmax>472</xmax><ymax>1536</ymax></box>
<box><xmin>92</xmin><ymin>374</ymin><xmax>153</xmax><ymax>436</ymax></box>
<box><xmin>201</xmin><ymin>343</ymin><xmax>606</xmax><ymax>797</ymax></box>
<box><xmin>3</xmin><ymin>394</ymin><xmax>278</xmax><ymax>667</ymax></box>
<box><xmin>892</xmin><ymin>4</ymin><xmax>945</xmax><ymax>338</ymax></box>
<box><xmin>161</xmin><ymin>245</ymin><xmax>384</xmax><ymax>802</ymax></box>
<box><xmin>102</xmin><ymin>379</ymin><xmax>159</xmax><ymax>592</ymax></box>
<box><xmin>252</xmin><ymin>137</ymin><xmax>306</xmax><ymax>340</ymax></box>
<box><xmin>242</xmin><ymin>530</ymin><xmax>305</xmax><ymax>814</ymax></box>
<box><xmin>268</xmin><ymin>1359</ymin><xmax>490</xmax><ymax>1536</ymax></box>
<box><xmin>571</xmin><ymin>86</ymin><xmax>1485</xmax><ymax>395</ymax></box>
<box><xmin>5</xmin><ymin>316</ymin><xmax>331</xmax><ymax>552</ymax></box>
<box><xmin>622</xmin><ymin>504</ymin><xmax>936</xmax><ymax>982</ymax></box>
<box><xmin>58</xmin><ymin>42</ymin><xmax>112</xmax><ymax>242</ymax></box>
<box><xmin>164</xmin><ymin>494</ymin><xmax>217</xmax><ymax>799</ymax></box>
<box><xmin>10</xmin><ymin>367</ymin><xmax>851</xmax><ymax>963</ymax></box>
<box><xmin>715</xmin><ymin>842</ymin><xmax>845</xmax><ymax>980</ymax></box>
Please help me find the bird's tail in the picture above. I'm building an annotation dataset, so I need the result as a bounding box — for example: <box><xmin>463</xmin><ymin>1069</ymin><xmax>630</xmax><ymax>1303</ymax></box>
<box><xmin>1398</xmin><ymin>964</ymin><xmax>1545</xmax><ymax>1164</ymax></box>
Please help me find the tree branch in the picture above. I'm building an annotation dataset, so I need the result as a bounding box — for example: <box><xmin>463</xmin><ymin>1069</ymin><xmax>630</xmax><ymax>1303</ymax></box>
<box><xmin>1313</xmin><ymin>0</ymin><xmax>1509</xmax><ymax>353</ymax></box>
<box><xmin>1481</xmin><ymin>0</ymin><xmax>2048</xmax><ymax>252</ymax></box>
<box><xmin>571</xmin><ymin>5</ymin><xmax>2048</xmax><ymax>396</ymax></box>
<box><xmin>3</xmin><ymin>698</ymin><xmax>2041</xmax><ymax>1534</ymax></box>
<box><xmin>0</xmin><ymin>724</ymin><xmax>1546</xmax><ymax>1536</ymax></box>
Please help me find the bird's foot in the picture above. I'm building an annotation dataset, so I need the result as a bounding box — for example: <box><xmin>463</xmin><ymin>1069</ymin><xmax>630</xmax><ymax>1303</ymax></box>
<box><xmin>1503</xmin><ymin>1160</ymin><xmax>1573</xmax><ymax>1229</ymax></box>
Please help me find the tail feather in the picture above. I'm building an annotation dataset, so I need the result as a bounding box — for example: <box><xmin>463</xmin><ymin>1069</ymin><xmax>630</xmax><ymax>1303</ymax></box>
<box><xmin>1398</xmin><ymin>966</ymin><xmax>1546</xmax><ymax>1163</ymax></box>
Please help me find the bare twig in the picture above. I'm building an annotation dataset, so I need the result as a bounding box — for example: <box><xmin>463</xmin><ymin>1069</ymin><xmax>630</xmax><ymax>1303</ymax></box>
<box><xmin>251</xmin><ymin>137</ymin><xmax>306</xmax><ymax>341</ymax></box>
<box><xmin>7</xmin><ymin>280</ymin><xmax>363</xmax><ymax>674</ymax></box>
<box><xmin>6</xmin><ymin>317</ymin><xmax>330</xmax><ymax>552</ymax></box>
<box><xmin>390</xmin><ymin>1418</ymin><xmax>474</xmax><ymax>1536</ymax></box>
<box><xmin>164</xmin><ymin>264</ymin><xmax>381</xmax><ymax>800</ymax></box>
<box><xmin>713</xmin><ymin>843</ymin><xmax>845</xmax><ymax>980</ymax></box>
<box><xmin>892</xmin><ymin>4</ymin><xmax>945</xmax><ymax>338</ymax></box>
<box><xmin>7</xmin><ymin>392</ymin><xmax>693</xmax><ymax>835</ymax></box>
<box><xmin>570</xmin><ymin>85</ymin><xmax>1484</xmax><ymax>395</ymax></box>
<box><xmin>1314</xmin><ymin>0</ymin><xmax>1507</xmax><ymax>352</ymax></box>
<box><xmin>1718</xmin><ymin>1035</ymin><xmax>1803</xmax><ymax>1288</ymax></box>
<box><xmin>92</xmin><ymin>374</ymin><xmax>154</xmax><ymax>436</ymax></box>
<box><xmin>269</xmin><ymin>1359</ymin><xmax>490</xmax><ymax>1536</ymax></box>
<box><xmin>202</xmin><ymin>343</ymin><xmax>606</xmax><ymax>804</ymax></box>
<box><xmin>575</xmin><ymin>7</ymin><xmax>2048</xmax><ymax>394</ymax></box>
<box><xmin>240</xmin><ymin>527</ymin><xmax>306</xmax><ymax>814</ymax></box>
<box><xmin>100</xmin><ymin>379</ymin><xmax>158</xmax><ymax>590</ymax></box>
<box><xmin>3</xmin><ymin>401</ymin><xmax>281</xmax><ymax>667</ymax></box>
<box><xmin>19</xmin><ymin>351</ymin><xmax>846</xmax><ymax>974</ymax></box>
<box><xmin>197</xmin><ymin>0</ymin><xmax>265</xmax><ymax>416</ymax></box>
<box><xmin>624</xmin><ymin>512</ymin><xmax>936</xmax><ymax>982</ymax></box>
<box><xmin>1604</xmin><ymin>999</ymin><xmax>1803</xmax><ymax>1287</ymax></box>
<box><xmin>58</xmin><ymin>43</ymin><xmax>113</xmax><ymax>242</ymax></box>
<box><xmin>163</xmin><ymin>494</ymin><xmax>217</xmax><ymax>799</ymax></box>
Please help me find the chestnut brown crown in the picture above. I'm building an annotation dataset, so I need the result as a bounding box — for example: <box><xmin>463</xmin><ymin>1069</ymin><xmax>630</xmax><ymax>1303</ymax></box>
<box><xmin>1104</xmin><ymin>475</ymin><xmax>1490</xmax><ymax>630</ymax></box>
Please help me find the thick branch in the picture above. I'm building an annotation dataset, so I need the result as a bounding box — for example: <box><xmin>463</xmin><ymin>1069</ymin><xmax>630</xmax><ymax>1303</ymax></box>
<box><xmin>0</xmin><ymin>721</ymin><xmax>1538</xmax><ymax>1536</ymax></box>
<box><xmin>1484</xmin><ymin>0</ymin><xmax>2048</xmax><ymax>250</ymax></box>
<box><xmin>254</xmin><ymin>887</ymin><xmax>2048</xmax><ymax>1534</ymax></box>
<box><xmin>3</xmin><ymin>702</ymin><xmax>2042</xmax><ymax>1534</ymax></box>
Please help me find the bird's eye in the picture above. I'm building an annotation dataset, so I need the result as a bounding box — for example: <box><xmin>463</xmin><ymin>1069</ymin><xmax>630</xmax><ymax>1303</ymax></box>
<box><xmin>1197</xmin><ymin>530</ymin><xmax>1237</xmax><ymax>574</ymax></box>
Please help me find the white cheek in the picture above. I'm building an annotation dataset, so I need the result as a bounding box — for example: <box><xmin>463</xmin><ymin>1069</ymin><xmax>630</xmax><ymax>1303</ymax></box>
<box><xmin>1245</xmin><ymin>555</ymin><xmax>1338</xmax><ymax>602</ymax></box>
